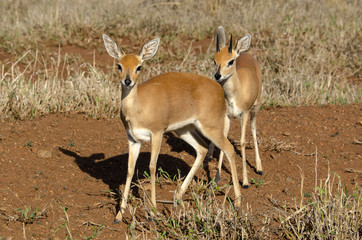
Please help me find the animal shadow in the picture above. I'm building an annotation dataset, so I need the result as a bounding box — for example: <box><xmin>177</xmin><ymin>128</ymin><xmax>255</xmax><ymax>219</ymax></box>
<box><xmin>58</xmin><ymin>147</ymin><xmax>192</xmax><ymax>211</ymax></box>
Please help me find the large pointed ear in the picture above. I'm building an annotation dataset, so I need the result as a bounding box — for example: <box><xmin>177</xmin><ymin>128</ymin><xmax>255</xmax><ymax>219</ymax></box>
<box><xmin>139</xmin><ymin>38</ymin><xmax>160</xmax><ymax>62</ymax></box>
<box><xmin>216</xmin><ymin>26</ymin><xmax>226</xmax><ymax>50</ymax></box>
<box><xmin>102</xmin><ymin>34</ymin><xmax>123</xmax><ymax>60</ymax></box>
<box><xmin>235</xmin><ymin>34</ymin><xmax>251</xmax><ymax>55</ymax></box>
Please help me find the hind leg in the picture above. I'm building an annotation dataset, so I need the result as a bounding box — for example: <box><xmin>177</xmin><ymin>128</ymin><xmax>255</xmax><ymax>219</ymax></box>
<box><xmin>174</xmin><ymin>127</ymin><xmax>208</xmax><ymax>200</ymax></box>
<box><xmin>240</xmin><ymin>111</ymin><xmax>250</xmax><ymax>188</ymax></box>
<box><xmin>250</xmin><ymin>109</ymin><xmax>262</xmax><ymax>175</ymax></box>
<box><xmin>197</xmin><ymin>117</ymin><xmax>242</xmax><ymax>207</ymax></box>
<box><xmin>215</xmin><ymin>114</ymin><xmax>229</xmax><ymax>183</ymax></box>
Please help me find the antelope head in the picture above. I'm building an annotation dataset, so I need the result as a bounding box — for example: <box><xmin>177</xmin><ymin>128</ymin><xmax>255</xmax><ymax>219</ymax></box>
<box><xmin>102</xmin><ymin>34</ymin><xmax>160</xmax><ymax>88</ymax></box>
<box><xmin>213</xmin><ymin>26</ymin><xmax>251</xmax><ymax>82</ymax></box>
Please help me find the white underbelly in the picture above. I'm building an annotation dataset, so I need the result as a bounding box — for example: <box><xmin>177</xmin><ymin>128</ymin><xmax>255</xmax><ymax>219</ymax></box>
<box><xmin>166</xmin><ymin>118</ymin><xmax>195</xmax><ymax>131</ymax></box>
<box><xmin>126</xmin><ymin>118</ymin><xmax>195</xmax><ymax>142</ymax></box>
<box><xmin>127</xmin><ymin>128</ymin><xmax>151</xmax><ymax>142</ymax></box>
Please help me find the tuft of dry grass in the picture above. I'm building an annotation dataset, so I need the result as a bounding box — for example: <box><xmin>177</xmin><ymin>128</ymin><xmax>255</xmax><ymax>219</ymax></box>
<box><xmin>120</xmin><ymin>161</ymin><xmax>361</xmax><ymax>239</ymax></box>
<box><xmin>126</xmin><ymin>177</ymin><xmax>271</xmax><ymax>239</ymax></box>
<box><xmin>271</xmin><ymin>163</ymin><xmax>361</xmax><ymax>239</ymax></box>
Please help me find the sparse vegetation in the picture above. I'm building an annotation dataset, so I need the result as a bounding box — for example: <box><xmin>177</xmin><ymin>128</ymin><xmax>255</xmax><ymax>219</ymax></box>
<box><xmin>0</xmin><ymin>0</ymin><xmax>361</xmax><ymax>120</ymax></box>
<box><xmin>52</xmin><ymin>203</ymin><xmax>74</xmax><ymax>239</ymax></box>
<box><xmin>24</xmin><ymin>140</ymin><xmax>33</xmax><ymax>148</ymax></box>
<box><xmin>127</xmin><ymin>177</ymin><xmax>271</xmax><ymax>239</ymax></box>
<box><xmin>0</xmin><ymin>206</ymin><xmax>47</xmax><ymax>224</ymax></box>
<box><xmin>276</xmin><ymin>173</ymin><xmax>361</xmax><ymax>239</ymax></box>
<box><xmin>251</xmin><ymin>178</ymin><xmax>264</xmax><ymax>188</ymax></box>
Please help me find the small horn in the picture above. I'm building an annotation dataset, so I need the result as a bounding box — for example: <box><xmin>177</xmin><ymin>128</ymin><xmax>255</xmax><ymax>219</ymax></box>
<box><xmin>216</xmin><ymin>34</ymin><xmax>220</xmax><ymax>52</ymax></box>
<box><xmin>228</xmin><ymin>34</ymin><xmax>233</xmax><ymax>53</ymax></box>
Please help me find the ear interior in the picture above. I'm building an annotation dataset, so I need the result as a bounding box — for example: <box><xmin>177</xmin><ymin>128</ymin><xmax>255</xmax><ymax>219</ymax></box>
<box><xmin>139</xmin><ymin>38</ymin><xmax>160</xmax><ymax>61</ymax></box>
<box><xmin>216</xmin><ymin>26</ymin><xmax>226</xmax><ymax>48</ymax></box>
<box><xmin>102</xmin><ymin>34</ymin><xmax>122</xmax><ymax>60</ymax></box>
<box><xmin>236</xmin><ymin>34</ymin><xmax>251</xmax><ymax>54</ymax></box>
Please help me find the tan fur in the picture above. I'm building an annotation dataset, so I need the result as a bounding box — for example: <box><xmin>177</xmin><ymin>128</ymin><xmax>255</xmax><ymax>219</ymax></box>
<box><xmin>211</xmin><ymin>28</ymin><xmax>263</xmax><ymax>187</ymax></box>
<box><xmin>117</xmin><ymin>54</ymin><xmax>142</xmax><ymax>84</ymax></box>
<box><xmin>103</xmin><ymin>34</ymin><xmax>242</xmax><ymax>223</ymax></box>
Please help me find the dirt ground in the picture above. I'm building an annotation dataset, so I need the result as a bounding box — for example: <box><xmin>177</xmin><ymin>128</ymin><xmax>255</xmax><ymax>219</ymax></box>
<box><xmin>0</xmin><ymin>43</ymin><xmax>361</xmax><ymax>239</ymax></box>
<box><xmin>0</xmin><ymin>103</ymin><xmax>361</xmax><ymax>239</ymax></box>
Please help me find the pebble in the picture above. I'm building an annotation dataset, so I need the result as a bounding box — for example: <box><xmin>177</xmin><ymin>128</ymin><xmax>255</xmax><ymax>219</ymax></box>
<box><xmin>285</xmin><ymin>177</ymin><xmax>294</xmax><ymax>182</ymax></box>
<box><xmin>37</xmin><ymin>149</ymin><xmax>53</xmax><ymax>158</ymax></box>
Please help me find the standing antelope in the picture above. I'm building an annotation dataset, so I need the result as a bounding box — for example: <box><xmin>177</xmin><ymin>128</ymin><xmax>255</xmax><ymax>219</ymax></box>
<box><xmin>102</xmin><ymin>34</ymin><xmax>242</xmax><ymax>223</ymax></box>
<box><xmin>208</xmin><ymin>26</ymin><xmax>262</xmax><ymax>188</ymax></box>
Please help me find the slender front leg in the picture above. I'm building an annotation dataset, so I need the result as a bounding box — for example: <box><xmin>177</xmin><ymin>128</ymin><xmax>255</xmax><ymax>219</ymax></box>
<box><xmin>240</xmin><ymin>111</ymin><xmax>249</xmax><ymax>188</ymax></box>
<box><xmin>115</xmin><ymin>140</ymin><xmax>141</xmax><ymax>223</ymax></box>
<box><xmin>149</xmin><ymin>132</ymin><xmax>163</xmax><ymax>208</ymax></box>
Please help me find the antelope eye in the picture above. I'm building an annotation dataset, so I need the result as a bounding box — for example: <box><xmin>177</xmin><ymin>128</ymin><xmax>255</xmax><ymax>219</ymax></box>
<box><xmin>227</xmin><ymin>59</ymin><xmax>234</xmax><ymax>67</ymax></box>
<box><xmin>136</xmin><ymin>66</ymin><xmax>142</xmax><ymax>72</ymax></box>
<box><xmin>117</xmin><ymin>64</ymin><xmax>123</xmax><ymax>72</ymax></box>
<box><xmin>213</xmin><ymin>59</ymin><xmax>217</xmax><ymax>66</ymax></box>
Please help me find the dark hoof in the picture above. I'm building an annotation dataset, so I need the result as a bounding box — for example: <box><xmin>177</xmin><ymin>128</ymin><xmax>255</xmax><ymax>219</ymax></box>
<box><xmin>257</xmin><ymin>171</ymin><xmax>263</xmax><ymax>176</ymax></box>
<box><xmin>113</xmin><ymin>219</ymin><xmax>121</xmax><ymax>224</ymax></box>
<box><xmin>242</xmin><ymin>185</ymin><xmax>249</xmax><ymax>189</ymax></box>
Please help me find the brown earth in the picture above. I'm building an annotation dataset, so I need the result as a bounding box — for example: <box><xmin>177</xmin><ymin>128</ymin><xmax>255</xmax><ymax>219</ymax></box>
<box><xmin>0</xmin><ymin>104</ymin><xmax>361</xmax><ymax>239</ymax></box>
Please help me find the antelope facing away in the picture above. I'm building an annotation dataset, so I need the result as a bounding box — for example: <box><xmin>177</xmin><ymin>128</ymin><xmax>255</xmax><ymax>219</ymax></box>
<box><xmin>208</xmin><ymin>26</ymin><xmax>262</xmax><ymax>188</ymax></box>
<box><xmin>102</xmin><ymin>34</ymin><xmax>242</xmax><ymax>223</ymax></box>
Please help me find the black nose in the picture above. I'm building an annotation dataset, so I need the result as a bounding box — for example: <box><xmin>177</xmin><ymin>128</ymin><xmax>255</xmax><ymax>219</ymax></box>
<box><xmin>214</xmin><ymin>73</ymin><xmax>221</xmax><ymax>80</ymax></box>
<box><xmin>124</xmin><ymin>79</ymin><xmax>132</xmax><ymax>86</ymax></box>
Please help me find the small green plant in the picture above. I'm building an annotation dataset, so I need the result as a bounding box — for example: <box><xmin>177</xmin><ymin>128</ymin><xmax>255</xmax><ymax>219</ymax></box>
<box><xmin>16</xmin><ymin>206</ymin><xmax>42</xmax><ymax>224</ymax></box>
<box><xmin>69</xmin><ymin>140</ymin><xmax>75</xmax><ymax>147</ymax></box>
<box><xmin>157</xmin><ymin>167</ymin><xmax>178</xmax><ymax>184</ymax></box>
<box><xmin>250</xmin><ymin>178</ymin><xmax>264</xmax><ymax>188</ymax></box>
<box><xmin>143</xmin><ymin>171</ymin><xmax>150</xmax><ymax>179</ymax></box>
<box><xmin>24</xmin><ymin>141</ymin><xmax>33</xmax><ymax>148</ymax></box>
<box><xmin>158</xmin><ymin>167</ymin><xmax>171</xmax><ymax>180</ymax></box>
<box><xmin>52</xmin><ymin>203</ymin><xmax>73</xmax><ymax>239</ymax></box>
<box><xmin>84</xmin><ymin>224</ymin><xmax>104</xmax><ymax>240</ymax></box>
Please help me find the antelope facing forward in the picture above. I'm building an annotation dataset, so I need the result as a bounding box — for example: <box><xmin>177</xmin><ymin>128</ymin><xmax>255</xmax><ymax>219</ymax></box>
<box><xmin>102</xmin><ymin>34</ymin><xmax>242</xmax><ymax>223</ymax></box>
<box><xmin>209</xmin><ymin>26</ymin><xmax>262</xmax><ymax>188</ymax></box>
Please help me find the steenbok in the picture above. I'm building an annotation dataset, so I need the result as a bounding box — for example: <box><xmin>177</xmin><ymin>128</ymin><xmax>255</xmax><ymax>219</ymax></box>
<box><xmin>208</xmin><ymin>26</ymin><xmax>262</xmax><ymax>188</ymax></box>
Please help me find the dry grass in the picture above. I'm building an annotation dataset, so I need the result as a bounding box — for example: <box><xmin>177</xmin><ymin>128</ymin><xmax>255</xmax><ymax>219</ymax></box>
<box><xmin>273</xmin><ymin>169</ymin><xmax>361</xmax><ymax>239</ymax></box>
<box><xmin>117</xmin><ymin>164</ymin><xmax>361</xmax><ymax>239</ymax></box>
<box><xmin>0</xmin><ymin>51</ymin><xmax>122</xmax><ymax>120</ymax></box>
<box><xmin>0</xmin><ymin>0</ymin><xmax>361</xmax><ymax>120</ymax></box>
<box><xmin>125</xmin><ymin>175</ymin><xmax>271</xmax><ymax>239</ymax></box>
